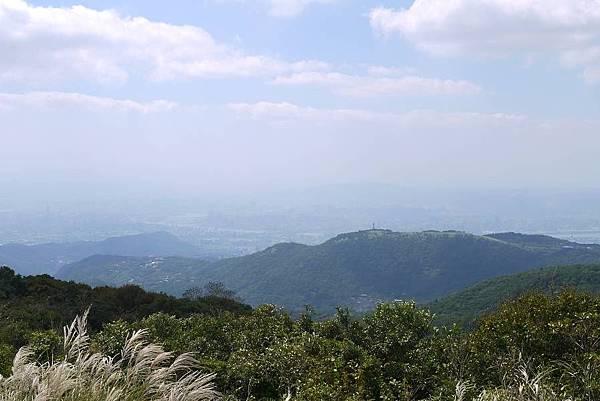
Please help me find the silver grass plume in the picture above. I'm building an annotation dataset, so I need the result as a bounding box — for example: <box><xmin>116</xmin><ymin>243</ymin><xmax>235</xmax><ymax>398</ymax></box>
<box><xmin>0</xmin><ymin>312</ymin><xmax>220</xmax><ymax>401</ymax></box>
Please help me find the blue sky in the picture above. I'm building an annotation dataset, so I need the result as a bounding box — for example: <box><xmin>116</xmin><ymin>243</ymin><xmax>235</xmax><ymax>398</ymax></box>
<box><xmin>1</xmin><ymin>0</ymin><xmax>600</xmax><ymax>197</ymax></box>
<box><xmin>10</xmin><ymin>0</ymin><xmax>599</xmax><ymax>117</ymax></box>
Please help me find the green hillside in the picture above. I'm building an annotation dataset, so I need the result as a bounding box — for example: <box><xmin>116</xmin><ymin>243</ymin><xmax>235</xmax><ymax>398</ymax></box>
<box><xmin>57</xmin><ymin>254</ymin><xmax>212</xmax><ymax>295</ymax></box>
<box><xmin>0</xmin><ymin>266</ymin><xmax>250</xmax><ymax>336</ymax></box>
<box><xmin>57</xmin><ymin>230</ymin><xmax>600</xmax><ymax>313</ymax></box>
<box><xmin>429</xmin><ymin>263</ymin><xmax>600</xmax><ymax>327</ymax></box>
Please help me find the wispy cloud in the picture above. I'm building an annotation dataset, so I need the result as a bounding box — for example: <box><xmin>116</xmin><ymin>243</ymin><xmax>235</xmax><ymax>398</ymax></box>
<box><xmin>369</xmin><ymin>0</ymin><xmax>600</xmax><ymax>84</ymax></box>
<box><xmin>0</xmin><ymin>0</ymin><xmax>328</xmax><ymax>84</ymax></box>
<box><xmin>211</xmin><ymin>0</ymin><xmax>337</xmax><ymax>18</ymax></box>
<box><xmin>271</xmin><ymin>71</ymin><xmax>482</xmax><ymax>97</ymax></box>
<box><xmin>228</xmin><ymin>101</ymin><xmax>526</xmax><ymax>126</ymax></box>
<box><xmin>0</xmin><ymin>91</ymin><xmax>179</xmax><ymax>113</ymax></box>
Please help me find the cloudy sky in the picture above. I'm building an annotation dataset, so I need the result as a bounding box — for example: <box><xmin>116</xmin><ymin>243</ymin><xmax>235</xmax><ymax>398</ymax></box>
<box><xmin>1</xmin><ymin>0</ymin><xmax>599</xmax><ymax>200</ymax></box>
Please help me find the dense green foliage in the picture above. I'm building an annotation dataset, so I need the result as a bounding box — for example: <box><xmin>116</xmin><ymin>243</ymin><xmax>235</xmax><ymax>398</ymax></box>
<box><xmin>92</xmin><ymin>303</ymin><xmax>439</xmax><ymax>401</ymax></box>
<box><xmin>469</xmin><ymin>291</ymin><xmax>600</xmax><ymax>391</ymax></box>
<box><xmin>0</xmin><ymin>231</ymin><xmax>203</xmax><ymax>276</ymax></box>
<box><xmin>59</xmin><ymin>230</ymin><xmax>600</xmax><ymax>313</ymax></box>
<box><xmin>4</xmin><ymin>263</ymin><xmax>600</xmax><ymax>399</ymax></box>
<box><xmin>429</xmin><ymin>264</ymin><xmax>600</xmax><ymax>327</ymax></box>
<box><xmin>85</xmin><ymin>290</ymin><xmax>600</xmax><ymax>400</ymax></box>
<box><xmin>0</xmin><ymin>266</ymin><xmax>251</xmax><ymax>375</ymax></box>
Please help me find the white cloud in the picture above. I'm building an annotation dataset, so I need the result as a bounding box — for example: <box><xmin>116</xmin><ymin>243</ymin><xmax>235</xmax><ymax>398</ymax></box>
<box><xmin>369</xmin><ymin>0</ymin><xmax>600</xmax><ymax>83</ymax></box>
<box><xmin>228</xmin><ymin>101</ymin><xmax>387</xmax><ymax>122</ymax></box>
<box><xmin>0</xmin><ymin>91</ymin><xmax>178</xmax><ymax>113</ymax></box>
<box><xmin>271</xmin><ymin>71</ymin><xmax>481</xmax><ymax>97</ymax></box>
<box><xmin>265</xmin><ymin>0</ymin><xmax>336</xmax><ymax>17</ymax></box>
<box><xmin>0</xmin><ymin>0</ymin><xmax>327</xmax><ymax>84</ymax></box>
<box><xmin>366</xmin><ymin>65</ymin><xmax>417</xmax><ymax>76</ymax></box>
<box><xmin>584</xmin><ymin>67</ymin><xmax>600</xmax><ymax>83</ymax></box>
<box><xmin>212</xmin><ymin>0</ymin><xmax>336</xmax><ymax>18</ymax></box>
<box><xmin>228</xmin><ymin>101</ymin><xmax>525</xmax><ymax>126</ymax></box>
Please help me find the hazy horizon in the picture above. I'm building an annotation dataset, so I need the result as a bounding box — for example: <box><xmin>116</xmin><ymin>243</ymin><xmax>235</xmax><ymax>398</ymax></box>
<box><xmin>2</xmin><ymin>0</ymin><xmax>600</xmax><ymax>248</ymax></box>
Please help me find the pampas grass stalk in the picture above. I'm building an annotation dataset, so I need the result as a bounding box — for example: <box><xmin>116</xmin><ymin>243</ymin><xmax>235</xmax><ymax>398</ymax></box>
<box><xmin>0</xmin><ymin>311</ymin><xmax>220</xmax><ymax>401</ymax></box>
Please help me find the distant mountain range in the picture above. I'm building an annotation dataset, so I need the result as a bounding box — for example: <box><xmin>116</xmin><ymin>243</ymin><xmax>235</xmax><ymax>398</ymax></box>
<box><xmin>429</xmin><ymin>263</ymin><xmax>600</xmax><ymax>327</ymax></box>
<box><xmin>0</xmin><ymin>231</ymin><xmax>203</xmax><ymax>275</ymax></box>
<box><xmin>56</xmin><ymin>229</ymin><xmax>600</xmax><ymax>313</ymax></box>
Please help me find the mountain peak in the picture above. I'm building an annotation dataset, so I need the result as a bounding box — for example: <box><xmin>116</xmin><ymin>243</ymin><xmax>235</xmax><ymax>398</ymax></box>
<box><xmin>329</xmin><ymin>229</ymin><xmax>471</xmax><ymax>243</ymax></box>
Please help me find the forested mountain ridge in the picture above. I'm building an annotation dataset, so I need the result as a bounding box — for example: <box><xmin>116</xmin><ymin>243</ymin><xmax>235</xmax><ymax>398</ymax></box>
<box><xmin>57</xmin><ymin>229</ymin><xmax>600</xmax><ymax>313</ymax></box>
<box><xmin>0</xmin><ymin>231</ymin><xmax>203</xmax><ymax>276</ymax></box>
<box><xmin>429</xmin><ymin>263</ymin><xmax>600</xmax><ymax>327</ymax></box>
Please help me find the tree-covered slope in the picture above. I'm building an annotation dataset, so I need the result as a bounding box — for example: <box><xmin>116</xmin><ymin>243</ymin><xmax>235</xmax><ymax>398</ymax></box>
<box><xmin>429</xmin><ymin>263</ymin><xmax>600</xmax><ymax>327</ymax></box>
<box><xmin>0</xmin><ymin>231</ymin><xmax>203</xmax><ymax>276</ymax></box>
<box><xmin>201</xmin><ymin>230</ymin><xmax>543</xmax><ymax>310</ymax></box>
<box><xmin>0</xmin><ymin>266</ymin><xmax>251</xmax><ymax>335</ymax></box>
<box><xmin>56</xmin><ymin>254</ymin><xmax>212</xmax><ymax>295</ymax></box>
<box><xmin>57</xmin><ymin>230</ymin><xmax>600</xmax><ymax>313</ymax></box>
